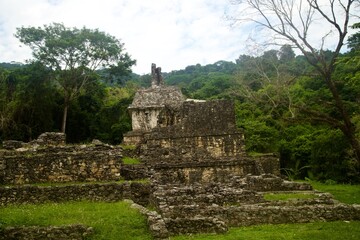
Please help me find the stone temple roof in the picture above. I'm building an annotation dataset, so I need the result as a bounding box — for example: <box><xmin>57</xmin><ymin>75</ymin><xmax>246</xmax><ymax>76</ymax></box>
<box><xmin>129</xmin><ymin>86</ymin><xmax>185</xmax><ymax>109</ymax></box>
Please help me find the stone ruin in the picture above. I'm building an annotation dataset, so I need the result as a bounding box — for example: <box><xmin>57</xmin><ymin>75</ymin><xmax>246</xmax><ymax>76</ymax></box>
<box><xmin>0</xmin><ymin>64</ymin><xmax>360</xmax><ymax>239</ymax></box>
<box><xmin>124</xmin><ymin>63</ymin><xmax>185</xmax><ymax>145</ymax></box>
<box><xmin>123</xmin><ymin>64</ymin><xmax>360</xmax><ymax>237</ymax></box>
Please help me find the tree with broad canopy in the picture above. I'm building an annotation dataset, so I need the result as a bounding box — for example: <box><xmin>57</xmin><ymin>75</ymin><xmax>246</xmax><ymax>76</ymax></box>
<box><xmin>229</xmin><ymin>0</ymin><xmax>360</xmax><ymax>166</ymax></box>
<box><xmin>15</xmin><ymin>23</ymin><xmax>136</xmax><ymax>133</ymax></box>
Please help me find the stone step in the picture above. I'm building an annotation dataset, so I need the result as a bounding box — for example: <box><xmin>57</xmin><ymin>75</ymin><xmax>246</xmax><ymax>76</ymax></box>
<box><xmin>153</xmin><ymin>190</ymin><xmax>264</xmax><ymax>206</ymax></box>
<box><xmin>155</xmin><ymin>202</ymin><xmax>360</xmax><ymax>230</ymax></box>
<box><xmin>164</xmin><ymin>216</ymin><xmax>228</xmax><ymax>235</ymax></box>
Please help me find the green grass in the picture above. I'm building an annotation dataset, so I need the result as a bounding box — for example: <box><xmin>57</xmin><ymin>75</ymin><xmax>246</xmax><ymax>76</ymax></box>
<box><xmin>264</xmin><ymin>192</ymin><xmax>317</xmax><ymax>201</ymax></box>
<box><xmin>0</xmin><ymin>201</ymin><xmax>152</xmax><ymax>240</ymax></box>
<box><xmin>1</xmin><ymin>181</ymin><xmax>359</xmax><ymax>239</ymax></box>
<box><xmin>171</xmin><ymin>221</ymin><xmax>360</xmax><ymax>240</ymax></box>
<box><xmin>309</xmin><ymin>181</ymin><xmax>360</xmax><ymax>204</ymax></box>
<box><xmin>122</xmin><ymin>156</ymin><xmax>141</xmax><ymax>165</ymax></box>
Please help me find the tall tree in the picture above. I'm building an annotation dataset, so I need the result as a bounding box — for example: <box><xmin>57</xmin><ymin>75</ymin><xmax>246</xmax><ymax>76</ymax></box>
<box><xmin>348</xmin><ymin>23</ymin><xmax>360</xmax><ymax>52</ymax></box>
<box><xmin>230</xmin><ymin>0</ymin><xmax>360</xmax><ymax>165</ymax></box>
<box><xmin>15</xmin><ymin>23</ymin><xmax>136</xmax><ymax>133</ymax></box>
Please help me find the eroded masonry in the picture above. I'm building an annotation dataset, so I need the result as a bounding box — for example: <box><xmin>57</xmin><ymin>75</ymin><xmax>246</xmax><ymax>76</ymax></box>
<box><xmin>1</xmin><ymin>64</ymin><xmax>360</xmax><ymax>239</ymax></box>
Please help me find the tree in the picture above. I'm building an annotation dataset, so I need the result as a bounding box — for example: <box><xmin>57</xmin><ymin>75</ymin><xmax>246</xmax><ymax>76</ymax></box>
<box><xmin>0</xmin><ymin>67</ymin><xmax>12</xmax><ymax>135</ymax></box>
<box><xmin>348</xmin><ymin>22</ymin><xmax>360</xmax><ymax>52</ymax></box>
<box><xmin>234</xmin><ymin>50</ymin><xmax>297</xmax><ymax>118</ymax></box>
<box><xmin>279</xmin><ymin>44</ymin><xmax>295</xmax><ymax>62</ymax></box>
<box><xmin>16</xmin><ymin>23</ymin><xmax>136</xmax><ymax>133</ymax></box>
<box><xmin>230</xmin><ymin>0</ymin><xmax>360</xmax><ymax>165</ymax></box>
<box><xmin>0</xmin><ymin>63</ymin><xmax>60</xmax><ymax>141</ymax></box>
<box><xmin>12</xmin><ymin>62</ymin><xmax>58</xmax><ymax>140</ymax></box>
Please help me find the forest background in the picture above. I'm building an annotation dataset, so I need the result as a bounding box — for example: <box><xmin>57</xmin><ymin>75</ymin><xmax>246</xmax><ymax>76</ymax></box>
<box><xmin>1</xmin><ymin>21</ymin><xmax>359</xmax><ymax>184</ymax></box>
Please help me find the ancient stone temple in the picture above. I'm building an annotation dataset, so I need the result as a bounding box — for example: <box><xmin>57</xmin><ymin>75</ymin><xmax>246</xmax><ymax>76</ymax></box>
<box><xmin>123</xmin><ymin>63</ymin><xmax>185</xmax><ymax>145</ymax></box>
<box><xmin>122</xmin><ymin>64</ymin><xmax>360</xmax><ymax>237</ymax></box>
<box><xmin>125</xmin><ymin>63</ymin><xmax>279</xmax><ymax>180</ymax></box>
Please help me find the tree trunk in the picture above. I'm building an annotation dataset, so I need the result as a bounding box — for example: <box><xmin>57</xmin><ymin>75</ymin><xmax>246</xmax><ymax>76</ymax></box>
<box><xmin>61</xmin><ymin>103</ymin><xmax>68</xmax><ymax>133</ymax></box>
<box><xmin>324</xmin><ymin>74</ymin><xmax>360</xmax><ymax>165</ymax></box>
<box><xmin>348</xmin><ymin>133</ymin><xmax>360</xmax><ymax>167</ymax></box>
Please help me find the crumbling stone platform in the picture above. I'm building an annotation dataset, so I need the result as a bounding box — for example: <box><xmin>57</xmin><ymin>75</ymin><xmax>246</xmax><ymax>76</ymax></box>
<box><xmin>149</xmin><ymin>174</ymin><xmax>360</xmax><ymax>236</ymax></box>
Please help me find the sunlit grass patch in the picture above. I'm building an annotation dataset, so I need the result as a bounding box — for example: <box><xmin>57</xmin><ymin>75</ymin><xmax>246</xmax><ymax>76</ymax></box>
<box><xmin>122</xmin><ymin>156</ymin><xmax>141</xmax><ymax>165</ymax></box>
<box><xmin>309</xmin><ymin>181</ymin><xmax>360</xmax><ymax>204</ymax></box>
<box><xmin>0</xmin><ymin>201</ymin><xmax>152</xmax><ymax>240</ymax></box>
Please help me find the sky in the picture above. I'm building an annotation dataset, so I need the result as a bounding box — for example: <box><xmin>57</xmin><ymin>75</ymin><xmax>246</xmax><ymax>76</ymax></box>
<box><xmin>0</xmin><ymin>0</ymin><xmax>357</xmax><ymax>74</ymax></box>
<box><xmin>0</xmin><ymin>0</ymin><xmax>250</xmax><ymax>74</ymax></box>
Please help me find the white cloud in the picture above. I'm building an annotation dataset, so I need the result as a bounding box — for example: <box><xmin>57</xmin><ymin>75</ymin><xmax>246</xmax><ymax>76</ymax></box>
<box><xmin>0</xmin><ymin>0</ymin><xmax>247</xmax><ymax>74</ymax></box>
<box><xmin>0</xmin><ymin>0</ymin><xmax>356</xmax><ymax>74</ymax></box>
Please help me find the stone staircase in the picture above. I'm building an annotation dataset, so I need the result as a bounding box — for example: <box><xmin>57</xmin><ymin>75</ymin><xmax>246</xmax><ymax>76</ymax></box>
<box><xmin>149</xmin><ymin>174</ymin><xmax>360</xmax><ymax>236</ymax></box>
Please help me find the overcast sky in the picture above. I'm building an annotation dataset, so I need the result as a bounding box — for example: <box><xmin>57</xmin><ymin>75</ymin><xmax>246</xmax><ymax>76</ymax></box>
<box><xmin>0</xmin><ymin>0</ymin><xmax>357</xmax><ymax>74</ymax></box>
<box><xmin>0</xmin><ymin>0</ymin><xmax>250</xmax><ymax>74</ymax></box>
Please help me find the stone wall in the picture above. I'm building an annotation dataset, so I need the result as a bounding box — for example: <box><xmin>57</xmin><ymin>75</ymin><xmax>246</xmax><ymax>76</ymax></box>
<box><xmin>130</xmin><ymin>108</ymin><xmax>162</xmax><ymax>131</ymax></box>
<box><xmin>253</xmin><ymin>154</ymin><xmax>280</xmax><ymax>176</ymax></box>
<box><xmin>160</xmin><ymin>202</ymin><xmax>360</xmax><ymax>231</ymax></box>
<box><xmin>0</xmin><ymin>144</ymin><xmax>122</xmax><ymax>185</ymax></box>
<box><xmin>142</xmin><ymin>134</ymin><xmax>246</xmax><ymax>164</ymax></box>
<box><xmin>151</xmin><ymin>183</ymin><xmax>265</xmax><ymax>208</ymax></box>
<box><xmin>0</xmin><ymin>182</ymin><xmax>150</xmax><ymax>206</ymax></box>
<box><xmin>138</xmin><ymin>100</ymin><xmax>254</xmax><ymax>168</ymax></box>
<box><xmin>0</xmin><ymin>225</ymin><xmax>93</xmax><ymax>240</ymax></box>
<box><xmin>223</xmin><ymin>203</ymin><xmax>360</xmax><ymax>226</ymax></box>
<box><xmin>120</xmin><ymin>164</ymin><xmax>149</xmax><ymax>180</ymax></box>
<box><xmin>126</xmin><ymin>86</ymin><xmax>184</xmax><ymax>137</ymax></box>
<box><xmin>152</xmin><ymin>159</ymin><xmax>263</xmax><ymax>184</ymax></box>
<box><xmin>153</xmin><ymin>100</ymin><xmax>238</xmax><ymax>137</ymax></box>
<box><xmin>2</xmin><ymin>132</ymin><xmax>66</xmax><ymax>150</ymax></box>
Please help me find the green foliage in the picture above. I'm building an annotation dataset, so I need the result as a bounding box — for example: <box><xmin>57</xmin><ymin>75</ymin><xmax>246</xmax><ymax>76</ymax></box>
<box><xmin>0</xmin><ymin>63</ymin><xmax>61</xmax><ymax>141</ymax></box>
<box><xmin>0</xmin><ymin>61</ymin><xmax>134</xmax><ymax>144</ymax></box>
<box><xmin>0</xmin><ymin>201</ymin><xmax>152</xmax><ymax>240</ymax></box>
<box><xmin>15</xmin><ymin>23</ymin><xmax>136</xmax><ymax>132</ymax></box>
<box><xmin>235</xmin><ymin>101</ymin><xmax>279</xmax><ymax>153</ymax></box>
<box><xmin>164</xmin><ymin>61</ymin><xmax>236</xmax><ymax>100</ymax></box>
<box><xmin>279</xmin><ymin>126</ymin><xmax>358</xmax><ymax>182</ymax></box>
<box><xmin>348</xmin><ymin>22</ymin><xmax>360</xmax><ymax>52</ymax></box>
<box><xmin>310</xmin><ymin>129</ymin><xmax>358</xmax><ymax>183</ymax></box>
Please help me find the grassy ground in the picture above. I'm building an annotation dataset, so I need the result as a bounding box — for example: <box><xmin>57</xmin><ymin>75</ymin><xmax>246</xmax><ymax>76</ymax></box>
<box><xmin>310</xmin><ymin>181</ymin><xmax>360</xmax><ymax>204</ymax></box>
<box><xmin>171</xmin><ymin>221</ymin><xmax>360</xmax><ymax>240</ymax></box>
<box><xmin>0</xmin><ymin>201</ymin><xmax>152</xmax><ymax>240</ymax></box>
<box><xmin>0</xmin><ymin>181</ymin><xmax>359</xmax><ymax>239</ymax></box>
